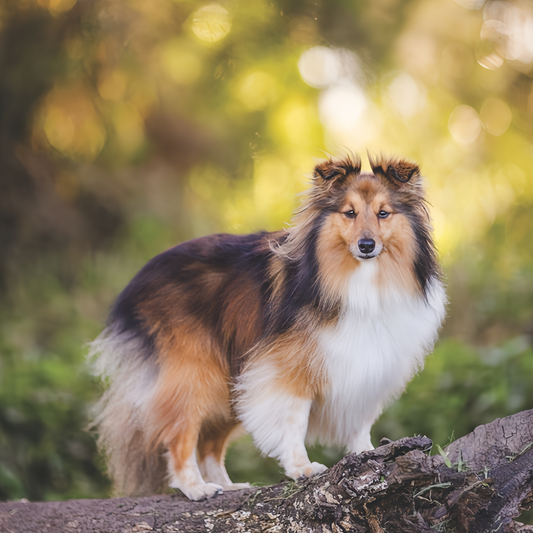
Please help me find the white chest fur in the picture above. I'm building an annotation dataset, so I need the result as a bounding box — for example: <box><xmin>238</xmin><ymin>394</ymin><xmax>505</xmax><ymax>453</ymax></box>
<box><xmin>307</xmin><ymin>260</ymin><xmax>446</xmax><ymax>449</ymax></box>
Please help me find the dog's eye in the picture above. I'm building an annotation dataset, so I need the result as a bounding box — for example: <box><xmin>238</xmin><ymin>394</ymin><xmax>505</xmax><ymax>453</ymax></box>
<box><xmin>378</xmin><ymin>210</ymin><xmax>390</xmax><ymax>219</ymax></box>
<box><xmin>344</xmin><ymin>210</ymin><xmax>356</xmax><ymax>219</ymax></box>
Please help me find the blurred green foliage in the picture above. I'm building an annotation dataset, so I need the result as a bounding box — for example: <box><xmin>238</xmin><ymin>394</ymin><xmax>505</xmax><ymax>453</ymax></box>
<box><xmin>0</xmin><ymin>0</ymin><xmax>532</xmax><ymax>507</ymax></box>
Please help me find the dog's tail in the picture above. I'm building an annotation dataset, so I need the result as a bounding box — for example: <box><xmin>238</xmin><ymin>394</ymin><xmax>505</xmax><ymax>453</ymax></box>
<box><xmin>88</xmin><ymin>328</ymin><xmax>167</xmax><ymax>496</ymax></box>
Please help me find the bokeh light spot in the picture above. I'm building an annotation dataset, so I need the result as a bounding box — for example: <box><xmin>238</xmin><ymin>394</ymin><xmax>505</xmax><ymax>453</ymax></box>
<box><xmin>37</xmin><ymin>0</ymin><xmax>77</xmax><ymax>14</ymax></box>
<box><xmin>98</xmin><ymin>70</ymin><xmax>128</xmax><ymax>101</ymax></box>
<box><xmin>298</xmin><ymin>47</ymin><xmax>342</xmax><ymax>89</ymax></box>
<box><xmin>387</xmin><ymin>73</ymin><xmax>426</xmax><ymax>119</ymax></box>
<box><xmin>452</xmin><ymin>0</ymin><xmax>486</xmax><ymax>9</ymax></box>
<box><xmin>480</xmin><ymin>97</ymin><xmax>512</xmax><ymax>136</ymax></box>
<box><xmin>481</xmin><ymin>19</ymin><xmax>515</xmax><ymax>60</ymax></box>
<box><xmin>42</xmin><ymin>87</ymin><xmax>106</xmax><ymax>161</ymax></box>
<box><xmin>190</xmin><ymin>4</ymin><xmax>232</xmax><ymax>43</ymax></box>
<box><xmin>481</xmin><ymin>3</ymin><xmax>533</xmax><ymax>66</ymax></box>
<box><xmin>44</xmin><ymin>107</ymin><xmax>75</xmax><ymax>153</ymax></box>
<box><xmin>476</xmin><ymin>41</ymin><xmax>504</xmax><ymax>70</ymax></box>
<box><xmin>319</xmin><ymin>81</ymin><xmax>367</xmax><ymax>132</ymax></box>
<box><xmin>448</xmin><ymin>105</ymin><xmax>483</xmax><ymax>144</ymax></box>
<box><xmin>298</xmin><ymin>47</ymin><xmax>359</xmax><ymax>89</ymax></box>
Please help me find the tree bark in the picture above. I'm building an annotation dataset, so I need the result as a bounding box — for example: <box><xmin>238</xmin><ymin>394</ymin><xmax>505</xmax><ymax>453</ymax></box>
<box><xmin>1</xmin><ymin>410</ymin><xmax>533</xmax><ymax>533</ymax></box>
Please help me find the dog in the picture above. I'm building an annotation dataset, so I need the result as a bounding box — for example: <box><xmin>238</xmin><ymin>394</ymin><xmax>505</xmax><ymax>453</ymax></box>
<box><xmin>90</xmin><ymin>154</ymin><xmax>446</xmax><ymax>501</ymax></box>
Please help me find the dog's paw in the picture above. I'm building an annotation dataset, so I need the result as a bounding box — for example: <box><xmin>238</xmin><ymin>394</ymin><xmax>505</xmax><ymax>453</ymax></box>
<box><xmin>286</xmin><ymin>462</ymin><xmax>327</xmax><ymax>480</ymax></box>
<box><xmin>172</xmin><ymin>482</ymin><xmax>224</xmax><ymax>501</ymax></box>
<box><xmin>221</xmin><ymin>482</ymin><xmax>252</xmax><ymax>491</ymax></box>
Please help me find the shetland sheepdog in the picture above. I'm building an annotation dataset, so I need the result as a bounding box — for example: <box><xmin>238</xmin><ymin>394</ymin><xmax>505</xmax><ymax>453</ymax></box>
<box><xmin>90</xmin><ymin>154</ymin><xmax>446</xmax><ymax>501</ymax></box>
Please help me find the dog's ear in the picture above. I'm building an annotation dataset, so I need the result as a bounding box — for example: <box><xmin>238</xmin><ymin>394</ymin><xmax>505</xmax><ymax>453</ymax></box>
<box><xmin>369</xmin><ymin>155</ymin><xmax>421</xmax><ymax>188</ymax></box>
<box><xmin>313</xmin><ymin>155</ymin><xmax>361</xmax><ymax>187</ymax></box>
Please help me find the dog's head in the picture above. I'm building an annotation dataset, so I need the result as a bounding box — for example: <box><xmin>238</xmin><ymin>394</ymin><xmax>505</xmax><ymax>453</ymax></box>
<box><xmin>306</xmin><ymin>154</ymin><xmax>437</xmax><ymax>293</ymax></box>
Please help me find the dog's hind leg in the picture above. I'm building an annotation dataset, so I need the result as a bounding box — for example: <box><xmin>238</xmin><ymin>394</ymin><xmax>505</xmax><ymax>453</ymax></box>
<box><xmin>198</xmin><ymin>422</ymin><xmax>250</xmax><ymax>490</ymax></box>
<box><xmin>166</xmin><ymin>422</ymin><xmax>224</xmax><ymax>501</ymax></box>
<box><xmin>154</xmin><ymin>333</ymin><xmax>234</xmax><ymax>500</ymax></box>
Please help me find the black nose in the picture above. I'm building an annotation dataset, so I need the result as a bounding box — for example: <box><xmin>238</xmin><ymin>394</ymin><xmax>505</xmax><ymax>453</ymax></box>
<box><xmin>358</xmin><ymin>238</ymin><xmax>375</xmax><ymax>254</ymax></box>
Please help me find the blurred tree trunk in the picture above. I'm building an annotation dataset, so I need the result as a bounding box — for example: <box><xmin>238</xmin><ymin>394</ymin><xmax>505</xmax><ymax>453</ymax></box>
<box><xmin>1</xmin><ymin>410</ymin><xmax>533</xmax><ymax>533</ymax></box>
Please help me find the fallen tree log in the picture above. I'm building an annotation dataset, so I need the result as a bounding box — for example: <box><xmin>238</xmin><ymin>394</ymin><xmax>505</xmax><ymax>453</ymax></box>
<box><xmin>1</xmin><ymin>410</ymin><xmax>533</xmax><ymax>533</ymax></box>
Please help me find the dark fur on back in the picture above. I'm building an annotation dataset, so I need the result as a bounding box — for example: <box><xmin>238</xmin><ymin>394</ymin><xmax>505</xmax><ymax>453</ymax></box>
<box><xmin>110</xmin><ymin>232</ymin><xmax>281</xmax><ymax>376</ymax></box>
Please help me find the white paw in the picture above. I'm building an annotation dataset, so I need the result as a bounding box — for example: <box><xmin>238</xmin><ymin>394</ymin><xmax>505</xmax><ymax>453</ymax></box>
<box><xmin>172</xmin><ymin>482</ymin><xmax>224</xmax><ymax>501</ymax></box>
<box><xmin>286</xmin><ymin>462</ymin><xmax>327</xmax><ymax>480</ymax></box>
<box><xmin>221</xmin><ymin>482</ymin><xmax>251</xmax><ymax>491</ymax></box>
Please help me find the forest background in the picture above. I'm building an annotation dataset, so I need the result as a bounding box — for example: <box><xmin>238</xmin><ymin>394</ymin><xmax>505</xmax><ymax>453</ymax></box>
<box><xmin>1</xmin><ymin>0</ymin><xmax>533</xmax><ymax>504</ymax></box>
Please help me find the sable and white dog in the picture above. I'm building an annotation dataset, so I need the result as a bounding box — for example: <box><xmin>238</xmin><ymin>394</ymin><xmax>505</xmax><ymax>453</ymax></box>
<box><xmin>90</xmin><ymin>155</ymin><xmax>446</xmax><ymax>501</ymax></box>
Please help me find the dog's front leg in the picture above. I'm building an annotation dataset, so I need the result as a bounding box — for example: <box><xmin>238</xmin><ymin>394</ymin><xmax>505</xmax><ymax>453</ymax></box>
<box><xmin>236</xmin><ymin>371</ymin><xmax>326</xmax><ymax>479</ymax></box>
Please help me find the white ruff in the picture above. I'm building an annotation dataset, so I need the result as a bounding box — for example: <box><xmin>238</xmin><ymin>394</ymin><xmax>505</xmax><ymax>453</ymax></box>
<box><xmin>307</xmin><ymin>259</ymin><xmax>446</xmax><ymax>450</ymax></box>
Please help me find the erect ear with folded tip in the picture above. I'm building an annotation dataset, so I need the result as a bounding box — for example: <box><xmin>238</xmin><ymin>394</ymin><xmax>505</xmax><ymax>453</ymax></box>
<box><xmin>369</xmin><ymin>155</ymin><xmax>421</xmax><ymax>188</ymax></box>
<box><xmin>313</xmin><ymin>156</ymin><xmax>361</xmax><ymax>187</ymax></box>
